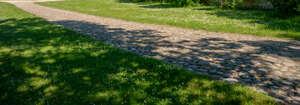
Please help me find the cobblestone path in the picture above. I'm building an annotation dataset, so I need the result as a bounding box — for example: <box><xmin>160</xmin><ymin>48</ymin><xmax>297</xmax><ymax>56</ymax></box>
<box><xmin>5</xmin><ymin>1</ymin><xmax>300</xmax><ymax>104</ymax></box>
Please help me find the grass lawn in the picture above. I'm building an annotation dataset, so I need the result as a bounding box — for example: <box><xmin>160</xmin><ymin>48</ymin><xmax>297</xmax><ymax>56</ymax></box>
<box><xmin>0</xmin><ymin>2</ymin><xmax>279</xmax><ymax>105</ymax></box>
<box><xmin>38</xmin><ymin>0</ymin><xmax>300</xmax><ymax>40</ymax></box>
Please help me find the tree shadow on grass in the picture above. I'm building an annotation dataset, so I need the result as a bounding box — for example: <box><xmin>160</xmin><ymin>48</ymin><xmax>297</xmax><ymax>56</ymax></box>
<box><xmin>139</xmin><ymin>3</ymin><xmax>181</xmax><ymax>9</ymax></box>
<box><xmin>203</xmin><ymin>9</ymin><xmax>300</xmax><ymax>40</ymax></box>
<box><xmin>117</xmin><ymin>0</ymin><xmax>182</xmax><ymax>8</ymax></box>
<box><xmin>0</xmin><ymin>18</ymin><xmax>280</xmax><ymax>105</ymax></box>
<box><xmin>116</xmin><ymin>0</ymin><xmax>300</xmax><ymax>41</ymax></box>
<box><xmin>52</xmin><ymin>19</ymin><xmax>300</xmax><ymax>104</ymax></box>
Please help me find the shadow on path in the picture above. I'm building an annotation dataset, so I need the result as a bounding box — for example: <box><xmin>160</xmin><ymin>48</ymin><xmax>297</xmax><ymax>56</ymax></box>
<box><xmin>1</xmin><ymin>17</ymin><xmax>281</xmax><ymax>105</ymax></box>
<box><xmin>53</xmin><ymin>20</ymin><xmax>300</xmax><ymax>104</ymax></box>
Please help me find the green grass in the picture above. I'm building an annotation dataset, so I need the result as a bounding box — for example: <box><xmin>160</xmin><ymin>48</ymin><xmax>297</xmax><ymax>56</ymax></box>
<box><xmin>38</xmin><ymin>0</ymin><xmax>300</xmax><ymax>40</ymax></box>
<box><xmin>0</xmin><ymin>2</ymin><xmax>278</xmax><ymax>105</ymax></box>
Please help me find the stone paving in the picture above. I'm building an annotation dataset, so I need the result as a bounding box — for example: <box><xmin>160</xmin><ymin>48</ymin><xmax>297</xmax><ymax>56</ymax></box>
<box><xmin>4</xmin><ymin>1</ymin><xmax>300</xmax><ymax>104</ymax></box>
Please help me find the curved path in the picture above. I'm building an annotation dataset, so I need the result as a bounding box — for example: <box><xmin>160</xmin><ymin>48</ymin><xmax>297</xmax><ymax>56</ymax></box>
<box><xmin>3</xmin><ymin>0</ymin><xmax>300</xmax><ymax>104</ymax></box>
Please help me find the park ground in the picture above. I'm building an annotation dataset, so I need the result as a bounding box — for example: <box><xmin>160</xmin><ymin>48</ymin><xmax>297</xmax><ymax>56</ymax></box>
<box><xmin>38</xmin><ymin>0</ymin><xmax>300</xmax><ymax>40</ymax></box>
<box><xmin>0</xmin><ymin>2</ymin><xmax>279</xmax><ymax>105</ymax></box>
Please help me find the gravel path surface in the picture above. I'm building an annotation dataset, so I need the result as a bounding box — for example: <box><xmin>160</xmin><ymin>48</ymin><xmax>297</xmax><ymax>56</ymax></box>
<box><xmin>4</xmin><ymin>1</ymin><xmax>300</xmax><ymax>104</ymax></box>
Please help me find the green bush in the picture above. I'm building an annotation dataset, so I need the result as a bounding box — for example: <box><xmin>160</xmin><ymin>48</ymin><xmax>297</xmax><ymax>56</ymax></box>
<box><xmin>269</xmin><ymin>0</ymin><xmax>299</xmax><ymax>15</ymax></box>
<box><xmin>193</xmin><ymin>0</ymin><xmax>211</xmax><ymax>4</ymax></box>
<box><xmin>220</xmin><ymin>0</ymin><xmax>243</xmax><ymax>8</ymax></box>
<box><xmin>241</xmin><ymin>0</ymin><xmax>257</xmax><ymax>9</ymax></box>
<box><xmin>121</xmin><ymin>0</ymin><xmax>300</xmax><ymax>13</ymax></box>
<box><xmin>120</xmin><ymin>0</ymin><xmax>242</xmax><ymax>7</ymax></box>
<box><xmin>120</xmin><ymin>0</ymin><xmax>162</xmax><ymax>3</ymax></box>
<box><xmin>171</xmin><ymin>0</ymin><xmax>195</xmax><ymax>6</ymax></box>
<box><xmin>120</xmin><ymin>0</ymin><xmax>204</xmax><ymax>7</ymax></box>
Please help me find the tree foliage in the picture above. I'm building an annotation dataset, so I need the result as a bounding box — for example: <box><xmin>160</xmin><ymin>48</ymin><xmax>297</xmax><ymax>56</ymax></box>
<box><xmin>121</xmin><ymin>0</ymin><xmax>300</xmax><ymax>14</ymax></box>
<box><xmin>269</xmin><ymin>0</ymin><xmax>299</xmax><ymax>15</ymax></box>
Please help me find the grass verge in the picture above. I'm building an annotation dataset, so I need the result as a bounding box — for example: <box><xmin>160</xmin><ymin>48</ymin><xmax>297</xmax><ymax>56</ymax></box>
<box><xmin>38</xmin><ymin>0</ymin><xmax>300</xmax><ymax>40</ymax></box>
<box><xmin>0</xmin><ymin>2</ymin><xmax>278</xmax><ymax>105</ymax></box>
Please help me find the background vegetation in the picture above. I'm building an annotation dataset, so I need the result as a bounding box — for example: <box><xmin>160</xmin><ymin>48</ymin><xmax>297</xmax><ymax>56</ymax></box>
<box><xmin>39</xmin><ymin>0</ymin><xmax>300</xmax><ymax>40</ymax></box>
<box><xmin>121</xmin><ymin>0</ymin><xmax>299</xmax><ymax>15</ymax></box>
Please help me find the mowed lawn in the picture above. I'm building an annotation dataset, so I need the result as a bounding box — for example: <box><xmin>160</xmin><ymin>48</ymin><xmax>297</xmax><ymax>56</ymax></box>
<box><xmin>0</xmin><ymin>2</ymin><xmax>279</xmax><ymax>105</ymax></box>
<box><xmin>38</xmin><ymin>0</ymin><xmax>300</xmax><ymax>40</ymax></box>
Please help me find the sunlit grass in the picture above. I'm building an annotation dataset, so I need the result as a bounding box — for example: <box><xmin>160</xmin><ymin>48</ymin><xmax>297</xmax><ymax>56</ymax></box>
<box><xmin>0</xmin><ymin>2</ymin><xmax>278</xmax><ymax>105</ymax></box>
<box><xmin>38</xmin><ymin>0</ymin><xmax>300</xmax><ymax>40</ymax></box>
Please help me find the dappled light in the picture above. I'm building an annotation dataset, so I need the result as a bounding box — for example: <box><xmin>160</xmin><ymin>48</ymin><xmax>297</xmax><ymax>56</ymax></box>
<box><xmin>52</xmin><ymin>19</ymin><xmax>300</xmax><ymax>104</ymax></box>
<box><xmin>88</xmin><ymin>0</ymin><xmax>300</xmax><ymax>40</ymax></box>
<box><xmin>207</xmin><ymin>9</ymin><xmax>300</xmax><ymax>40</ymax></box>
<box><xmin>0</xmin><ymin>16</ymin><xmax>277</xmax><ymax>105</ymax></box>
<box><xmin>2</xmin><ymin>1</ymin><xmax>299</xmax><ymax>104</ymax></box>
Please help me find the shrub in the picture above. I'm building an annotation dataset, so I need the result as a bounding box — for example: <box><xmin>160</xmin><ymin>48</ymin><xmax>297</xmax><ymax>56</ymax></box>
<box><xmin>120</xmin><ymin>0</ymin><xmax>163</xmax><ymax>3</ymax></box>
<box><xmin>212</xmin><ymin>0</ymin><xmax>243</xmax><ymax>8</ymax></box>
<box><xmin>242</xmin><ymin>0</ymin><xmax>257</xmax><ymax>9</ymax></box>
<box><xmin>193</xmin><ymin>0</ymin><xmax>211</xmax><ymax>4</ymax></box>
<box><xmin>171</xmin><ymin>0</ymin><xmax>195</xmax><ymax>6</ymax></box>
<box><xmin>119</xmin><ymin>0</ymin><xmax>206</xmax><ymax>7</ymax></box>
<box><xmin>120</xmin><ymin>0</ymin><xmax>300</xmax><ymax>13</ymax></box>
<box><xmin>269</xmin><ymin>0</ymin><xmax>299</xmax><ymax>15</ymax></box>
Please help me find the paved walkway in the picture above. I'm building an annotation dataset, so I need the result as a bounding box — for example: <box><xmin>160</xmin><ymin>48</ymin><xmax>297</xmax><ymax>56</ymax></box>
<box><xmin>4</xmin><ymin>0</ymin><xmax>300</xmax><ymax>104</ymax></box>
